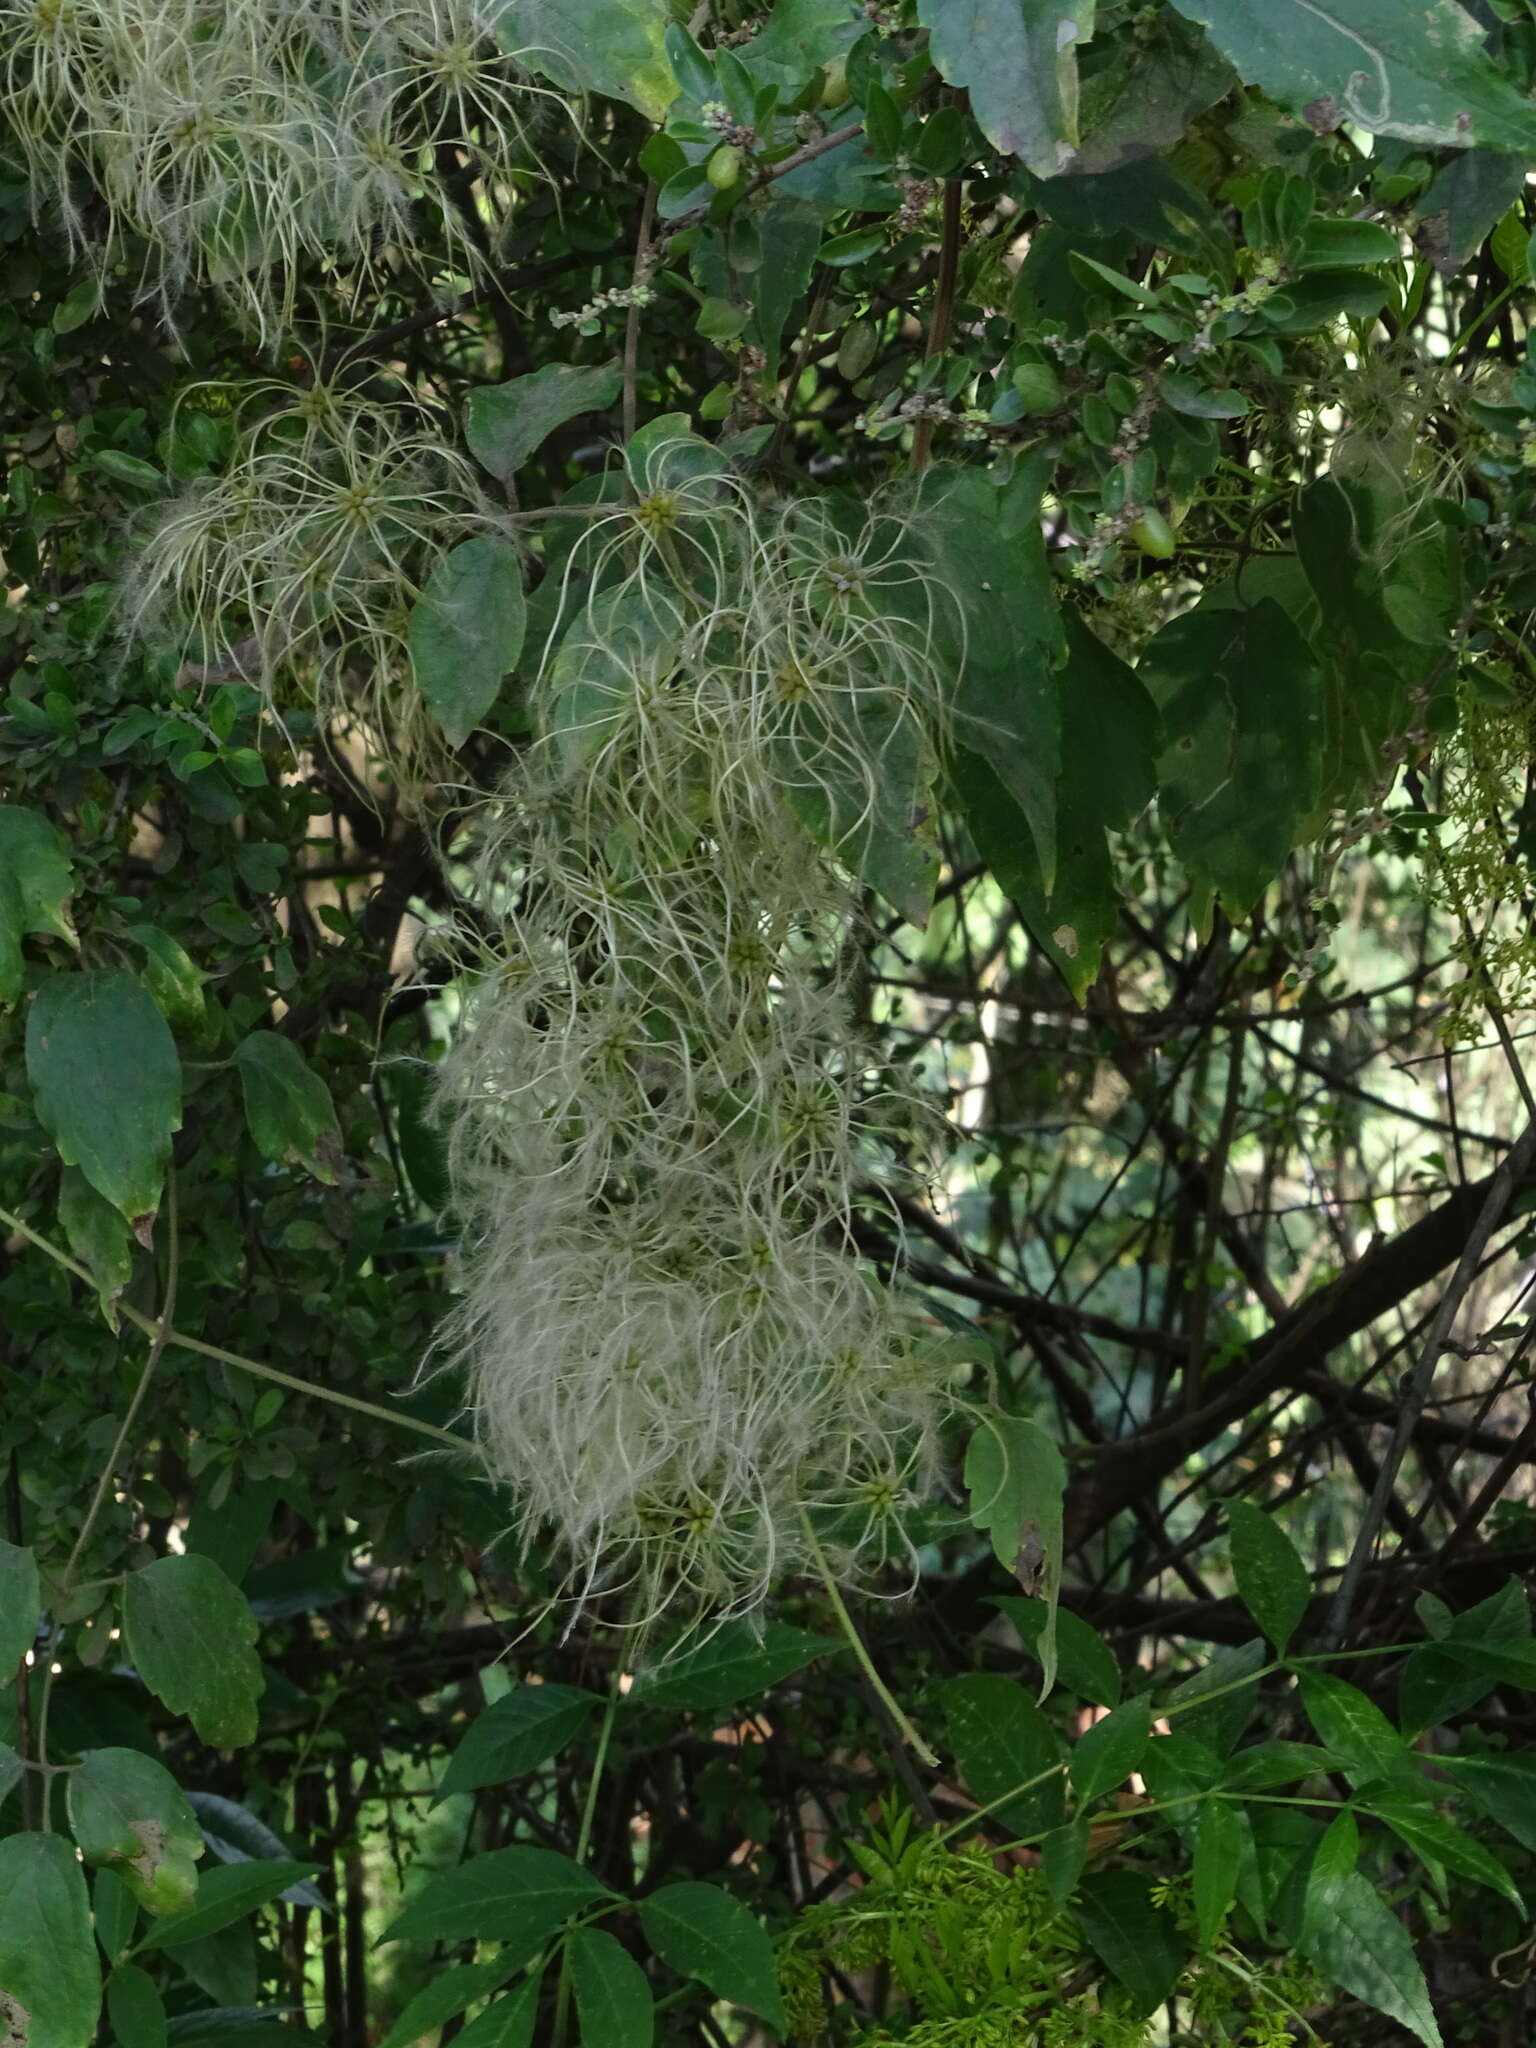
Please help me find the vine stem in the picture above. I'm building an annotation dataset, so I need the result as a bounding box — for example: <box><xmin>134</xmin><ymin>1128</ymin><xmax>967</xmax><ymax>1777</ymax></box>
<box><xmin>554</xmin><ymin>1675</ymin><xmax>622</xmax><ymax>2047</ymax></box>
<box><xmin>0</xmin><ymin>1203</ymin><xmax>470</xmax><ymax>1453</ymax></box>
<box><xmin>798</xmin><ymin>1508</ymin><xmax>938</xmax><ymax>1768</ymax></box>
<box><xmin>622</xmin><ymin>179</ymin><xmax>658</xmax><ymax>444</ymax></box>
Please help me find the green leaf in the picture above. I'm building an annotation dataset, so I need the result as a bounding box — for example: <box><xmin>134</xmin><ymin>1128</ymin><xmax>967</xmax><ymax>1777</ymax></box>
<box><xmin>1070</xmin><ymin>1695</ymin><xmax>1152</xmax><ymax>1806</ymax></box>
<box><xmin>962</xmin><ymin>611</ymin><xmax>1156</xmax><ymax>998</ymax></box>
<box><xmin>1163</xmin><ymin>1640</ymin><xmax>1265</xmax><ymax>1757</ymax></box>
<box><xmin>939</xmin><ymin>1673</ymin><xmax>1065</xmax><ymax>1837</ymax></box>
<box><xmin>0</xmin><ymin>1742</ymin><xmax>22</xmax><ymax>1805</ymax></box>
<box><xmin>1168</xmin><ymin>0</ymin><xmax>1534</xmax><ymax>155</ymax></box>
<box><xmin>911</xmin><ymin>465</ymin><xmax>1063</xmax><ymax>886</ymax></box>
<box><xmin>1438</xmin><ymin>1753</ymin><xmax>1536</xmax><ymax>1853</ymax></box>
<box><xmin>1142</xmin><ymin>598</ymin><xmax>1323</xmax><ymax>919</ymax></box>
<box><xmin>0</xmin><ymin>805</ymin><xmax>76</xmax><ymax>1005</ymax></box>
<box><xmin>636</xmin><ymin>1883</ymin><xmax>785</xmax><ymax>2033</ymax></box>
<box><xmin>376</xmin><ymin>1960</ymin><xmax>526</xmax><ymax>2048</ymax></box>
<box><xmin>383</xmin><ymin>1845</ymin><xmax>610</xmax><ymax>1947</ymax></box>
<box><xmin>569</xmin><ymin>1929</ymin><xmax>653</xmax><ymax>2048</ymax></box>
<box><xmin>780</xmin><ymin>690</ymin><xmax>939</xmax><ymax>924</ymax></box>
<box><xmin>545</xmin><ymin>583</ymin><xmax>685</xmax><ymax>772</ymax></box>
<box><xmin>1220</xmin><ymin>1741</ymin><xmax>1338</xmax><ymax>1790</ymax></box>
<box><xmin>26</xmin><ymin>971</ymin><xmax>182</xmax><ymax>1237</ymax></box>
<box><xmin>451</xmin><ymin>1975</ymin><xmax>542</xmax><ymax>2048</ymax></box>
<box><xmin>964</xmin><ymin>1417</ymin><xmax>1065</xmax><ymax>1698</ymax></box>
<box><xmin>917</xmin><ymin>0</ymin><xmax>1097</xmax><ymax>178</ymax></box>
<box><xmin>52</xmin><ymin>277</ymin><xmax>100</xmax><ymax>334</ymax></box>
<box><xmin>1226</xmin><ymin>1500</ymin><xmax>1312</xmax><ymax>1655</ymax></box>
<box><xmin>466</xmin><ymin>363</ymin><xmax>624</xmax><ymax>483</ymax></box>
<box><xmin>0</xmin><ymin>1538</ymin><xmax>39</xmax><ymax>1683</ymax></box>
<box><xmin>628</xmin><ymin>1620</ymin><xmax>842</xmax><ymax>1713</ymax></box>
<box><xmin>1298</xmin><ymin>1865</ymin><xmax>1442</xmax><ymax>2047</ymax></box>
<box><xmin>0</xmin><ymin>1832</ymin><xmax>100</xmax><ymax>2048</ymax></box>
<box><xmin>409</xmin><ymin>535</ymin><xmax>527</xmax><ymax>749</ymax></box>
<box><xmin>91</xmin><ymin>1870</ymin><xmax>138</xmax><ymax>1967</ymax></box>
<box><xmin>1415</xmin><ymin>150</ymin><xmax>1526</xmax><ymax>274</ymax></box>
<box><xmin>496</xmin><ymin>0</ymin><xmax>677</xmax><ymax>120</ymax></box>
<box><xmin>1192</xmin><ymin>1800</ymin><xmax>1243</xmax><ymax>1948</ymax></box>
<box><xmin>436</xmin><ymin>1683</ymin><xmax>602</xmax><ymax>1804</ymax></box>
<box><xmin>135</xmin><ymin>1863</ymin><xmax>323</xmax><ymax>1952</ymax></box>
<box><xmin>1042</xmin><ymin>1814</ymin><xmax>1090</xmax><ymax>1904</ymax></box>
<box><xmin>734</xmin><ymin>0</ymin><xmax>862</xmax><ymax>96</ymax></box>
<box><xmin>234</xmin><ymin>1033</ymin><xmax>341</xmax><ymax>1185</ymax></box>
<box><xmin>624</xmin><ymin>414</ymin><xmax>729</xmax><ymax>499</ymax></box>
<box><xmin>57</xmin><ymin>1167</ymin><xmax>134</xmax><ymax>1325</ymax></box>
<box><xmin>1073</xmin><ymin>1868</ymin><xmax>1185</xmax><ymax>2017</ymax></box>
<box><xmin>127</xmin><ymin>928</ymin><xmax>207</xmax><ymax>1039</ymax></box>
<box><xmin>67</xmin><ymin>1749</ymin><xmax>201</xmax><ymax>1916</ymax></box>
<box><xmin>991</xmin><ymin>1597</ymin><xmax>1121</xmax><ymax>1708</ymax></box>
<box><xmin>1295</xmin><ymin>217</ymin><xmax>1401</xmax><ymax>269</ymax></box>
<box><xmin>106</xmin><ymin>1968</ymin><xmax>167</xmax><ymax>2048</ymax></box>
<box><xmin>1362</xmin><ymin>1790</ymin><xmax>1523</xmax><ymax>1909</ymax></box>
<box><xmin>121</xmin><ymin>1555</ymin><xmax>263</xmax><ymax>1750</ymax></box>
<box><xmin>1298</xmin><ymin>1672</ymin><xmax>1413</xmax><ymax>1791</ymax></box>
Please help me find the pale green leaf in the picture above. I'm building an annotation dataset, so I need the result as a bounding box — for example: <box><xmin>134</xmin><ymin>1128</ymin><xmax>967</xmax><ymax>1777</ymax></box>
<box><xmin>1299</xmin><ymin>1866</ymin><xmax>1442</xmax><ymax>2047</ymax></box>
<box><xmin>1169</xmin><ymin>0</ymin><xmax>1534</xmax><ymax>155</ymax></box>
<box><xmin>964</xmin><ymin>1416</ymin><xmax>1065</xmax><ymax>1698</ymax></box>
<box><xmin>383</xmin><ymin>1845</ymin><xmax>609</xmax><ymax>1947</ymax></box>
<box><xmin>466</xmin><ymin>363</ymin><xmax>623</xmax><ymax>483</ymax></box>
<box><xmin>918</xmin><ymin>0</ymin><xmax>1097</xmax><ymax>178</ymax></box>
<box><xmin>136</xmin><ymin>1863</ymin><xmax>321</xmax><ymax>1952</ymax></box>
<box><xmin>67</xmin><ymin>1748</ymin><xmax>202</xmax><ymax>1916</ymax></box>
<box><xmin>495</xmin><ymin>0</ymin><xmax>677</xmax><ymax>121</ymax></box>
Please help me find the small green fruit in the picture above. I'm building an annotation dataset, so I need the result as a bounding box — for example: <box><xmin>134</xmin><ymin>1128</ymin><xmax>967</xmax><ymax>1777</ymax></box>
<box><xmin>1011</xmin><ymin>360</ymin><xmax>1062</xmax><ymax>414</ymax></box>
<box><xmin>820</xmin><ymin>57</ymin><xmax>849</xmax><ymax>108</ymax></box>
<box><xmin>1128</xmin><ymin>508</ymin><xmax>1177</xmax><ymax>559</ymax></box>
<box><xmin>706</xmin><ymin>144</ymin><xmax>743</xmax><ymax>192</ymax></box>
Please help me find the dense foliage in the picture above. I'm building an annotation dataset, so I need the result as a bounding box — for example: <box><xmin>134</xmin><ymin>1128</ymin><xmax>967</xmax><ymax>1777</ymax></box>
<box><xmin>5</xmin><ymin>2</ymin><xmax>1536</xmax><ymax>2044</ymax></box>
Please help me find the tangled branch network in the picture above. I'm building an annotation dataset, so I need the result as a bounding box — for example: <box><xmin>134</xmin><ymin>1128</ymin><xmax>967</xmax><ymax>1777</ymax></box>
<box><xmin>438</xmin><ymin>443</ymin><xmax>968</xmax><ymax>1626</ymax></box>
<box><xmin>2</xmin><ymin>0</ymin><xmax>568</xmax><ymax>336</ymax></box>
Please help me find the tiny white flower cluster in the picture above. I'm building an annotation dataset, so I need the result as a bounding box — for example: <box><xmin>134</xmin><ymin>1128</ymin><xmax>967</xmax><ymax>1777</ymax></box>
<box><xmin>436</xmin><ymin>442</ymin><xmax>963</xmax><ymax>1626</ymax></box>
<box><xmin>549</xmin><ymin>283</ymin><xmax>656</xmax><ymax>333</ymax></box>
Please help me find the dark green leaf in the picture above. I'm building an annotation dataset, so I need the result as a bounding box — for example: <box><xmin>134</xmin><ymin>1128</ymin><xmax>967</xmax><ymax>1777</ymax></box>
<box><xmin>409</xmin><ymin>536</ymin><xmax>527</xmax><ymax>749</ymax></box>
<box><xmin>436</xmin><ymin>1683</ymin><xmax>602</xmax><ymax>1804</ymax></box>
<box><xmin>27</xmin><ymin>971</ymin><xmax>182</xmax><ymax>1236</ymax></box>
<box><xmin>106</xmin><ymin>1968</ymin><xmax>167</xmax><ymax>2048</ymax></box>
<box><xmin>1438</xmin><ymin>1753</ymin><xmax>1536</xmax><ymax>1852</ymax></box>
<box><xmin>1042</xmin><ymin>1814</ymin><xmax>1090</xmax><ymax>1904</ymax></box>
<box><xmin>67</xmin><ymin>1748</ymin><xmax>201</xmax><ymax>1916</ymax></box>
<box><xmin>58</xmin><ymin>1167</ymin><xmax>133</xmax><ymax>1324</ymax></box>
<box><xmin>0</xmin><ymin>805</ymin><xmax>76</xmax><ymax>1005</ymax></box>
<box><xmin>1226</xmin><ymin>1500</ymin><xmax>1312</xmax><ymax>1655</ymax></box>
<box><xmin>92</xmin><ymin>1870</ymin><xmax>137</xmax><ymax>1968</ymax></box>
<box><xmin>939</xmin><ymin>1674</ymin><xmax>1065</xmax><ymax>1837</ymax></box>
<box><xmin>1192</xmin><ymin>1800</ymin><xmax>1243</xmax><ymax>1948</ymax></box>
<box><xmin>0</xmin><ymin>1832</ymin><xmax>100</xmax><ymax>2048</ymax></box>
<box><xmin>136</xmin><ymin>1863</ymin><xmax>323</xmax><ymax>1952</ymax></box>
<box><xmin>1163</xmin><ymin>1640</ymin><xmax>1265</xmax><ymax>1757</ymax></box>
<box><xmin>376</xmin><ymin>1959</ymin><xmax>526</xmax><ymax>2048</ymax></box>
<box><xmin>569</xmin><ymin>1929</ymin><xmax>653</xmax><ymax>2048</ymax></box>
<box><xmin>628</xmin><ymin>1620</ymin><xmax>842</xmax><ymax>1713</ymax></box>
<box><xmin>383</xmin><ymin>1845</ymin><xmax>610</xmax><ymax>1947</ymax></box>
<box><xmin>1296</xmin><ymin>217</ymin><xmax>1401</xmax><ymax>269</ymax></box>
<box><xmin>121</xmin><ymin>1555</ymin><xmax>263</xmax><ymax>1751</ymax></box>
<box><xmin>234</xmin><ymin>1033</ymin><xmax>341</xmax><ymax>1184</ymax></box>
<box><xmin>1073</xmin><ymin>1869</ymin><xmax>1186</xmax><ymax>2017</ymax></box>
<box><xmin>1220</xmin><ymin>1741</ymin><xmax>1339</xmax><ymax>1789</ymax></box>
<box><xmin>1298</xmin><ymin>1865</ymin><xmax>1442</xmax><ymax>2048</ymax></box>
<box><xmin>466</xmin><ymin>363</ymin><xmax>624</xmax><ymax>482</ymax></box>
<box><xmin>0</xmin><ymin>1538</ymin><xmax>39</xmax><ymax>1684</ymax></box>
<box><xmin>1070</xmin><ymin>1695</ymin><xmax>1152</xmax><ymax>1806</ymax></box>
<box><xmin>637</xmin><ymin>1883</ymin><xmax>784</xmax><ymax>2032</ymax></box>
<box><xmin>992</xmin><ymin>1597</ymin><xmax>1121</xmax><ymax>1708</ymax></box>
<box><xmin>1362</xmin><ymin>1790</ymin><xmax>1522</xmax><ymax>1908</ymax></box>
<box><xmin>1299</xmin><ymin>1673</ymin><xmax>1413</xmax><ymax>1791</ymax></box>
<box><xmin>451</xmin><ymin>1974</ymin><xmax>543</xmax><ymax>2048</ymax></box>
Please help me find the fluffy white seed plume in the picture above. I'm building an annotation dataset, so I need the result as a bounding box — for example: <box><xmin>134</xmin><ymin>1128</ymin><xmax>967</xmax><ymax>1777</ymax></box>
<box><xmin>437</xmin><ymin>450</ymin><xmax>965</xmax><ymax>1628</ymax></box>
